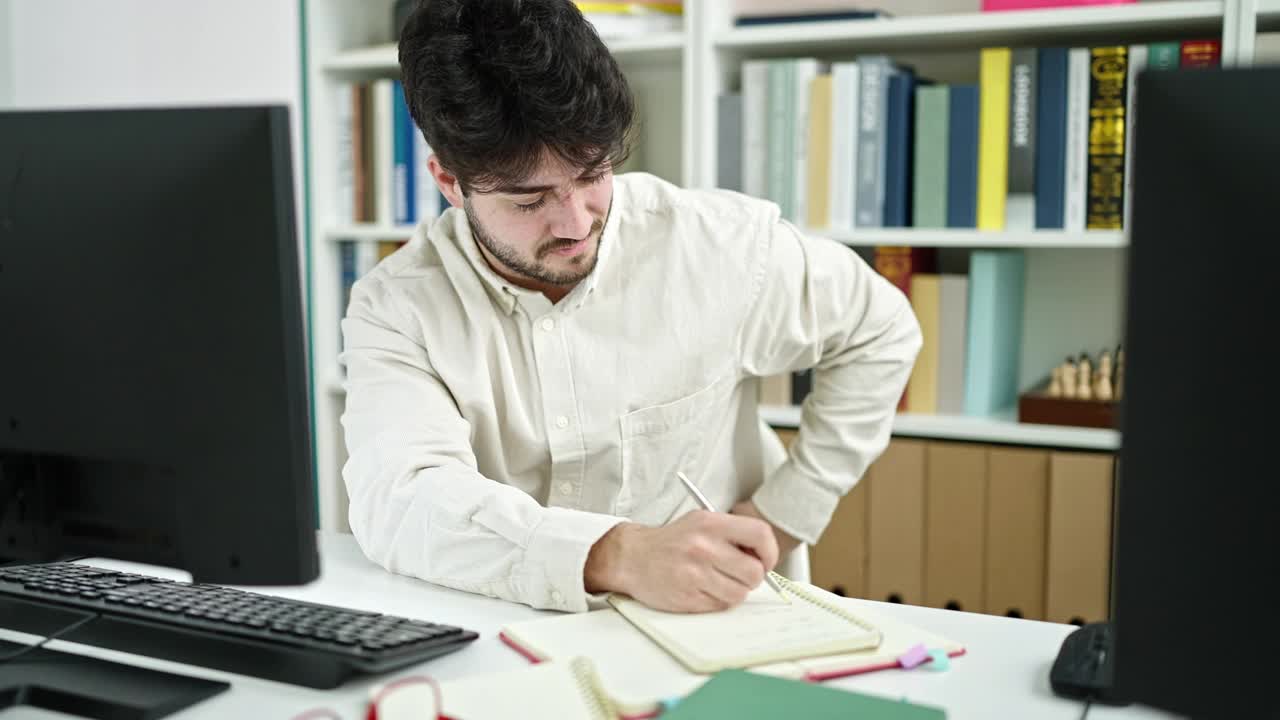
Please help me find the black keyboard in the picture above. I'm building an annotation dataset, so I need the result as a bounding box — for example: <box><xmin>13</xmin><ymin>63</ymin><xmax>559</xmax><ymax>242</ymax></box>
<box><xmin>0</xmin><ymin>562</ymin><xmax>479</xmax><ymax>689</ymax></box>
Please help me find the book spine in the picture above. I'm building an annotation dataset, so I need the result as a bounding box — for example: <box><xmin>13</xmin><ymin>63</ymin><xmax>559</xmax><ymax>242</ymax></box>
<box><xmin>977</xmin><ymin>48</ymin><xmax>1011</xmax><ymax>230</ymax></box>
<box><xmin>1085</xmin><ymin>46</ymin><xmax>1127</xmax><ymax>230</ymax></box>
<box><xmin>1179</xmin><ymin>39</ymin><xmax>1221</xmax><ymax>68</ymax></box>
<box><xmin>372</xmin><ymin>79</ymin><xmax>396</xmax><ymax>226</ymax></box>
<box><xmin>352</xmin><ymin>84</ymin><xmax>369</xmax><ymax>223</ymax></box>
<box><xmin>392</xmin><ymin>80</ymin><xmax>414</xmax><ymax>225</ymax></box>
<box><xmin>806</xmin><ymin>75</ymin><xmax>833</xmax><ymax>228</ymax></box>
<box><xmin>413</xmin><ymin>126</ymin><xmax>437</xmax><ymax>222</ymax></box>
<box><xmin>339</xmin><ymin>240</ymin><xmax>357</xmax><ymax>356</ymax></box>
<box><xmin>913</xmin><ymin>85</ymin><xmax>949</xmax><ymax>229</ymax></box>
<box><xmin>791</xmin><ymin>59</ymin><xmax>821</xmax><ymax>226</ymax></box>
<box><xmin>1034</xmin><ymin>48</ymin><xmax>1069</xmax><ymax>229</ymax></box>
<box><xmin>1121</xmin><ymin>45</ymin><xmax>1146</xmax><ymax>230</ymax></box>
<box><xmin>829</xmin><ymin>63</ymin><xmax>859</xmax><ymax>231</ymax></box>
<box><xmin>855</xmin><ymin>55</ymin><xmax>890</xmax><ymax>228</ymax></box>
<box><xmin>1146</xmin><ymin>41</ymin><xmax>1180</xmax><ymax>71</ymax></box>
<box><xmin>1005</xmin><ymin>48</ymin><xmax>1037</xmax><ymax>231</ymax></box>
<box><xmin>946</xmin><ymin>85</ymin><xmax>980</xmax><ymax>228</ymax></box>
<box><xmin>334</xmin><ymin>83</ymin><xmax>355</xmax><ymax>225</ymax></box>
<box><xmin>768</xmin><ymin>61</ymin><xmax>792</xmax><ymax>219</ymax></box>
<box><xmin>717</xmin><ymin>93</ymin><xmax>744</xmax><ymax>192</ymax></box>
<box><xmin>883</xmin><ymin>71</ymin><xmax>917</xmax><ymax>228</ymax></box>
<box><xmin>742</xmin><ymin>60</ymin><xmax>770</xmax><ymax>200</ymax></box>
<box><xmin>1063</xmin><ymin>48</ymin><xmax>1090</xmax><ymax>232</ymax></box>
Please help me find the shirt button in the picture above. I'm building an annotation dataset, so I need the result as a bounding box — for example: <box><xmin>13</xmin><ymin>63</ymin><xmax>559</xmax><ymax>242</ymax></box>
<box><xmin>551</xmin><ymin>590</ymin><xmax>563</xmax><ymax>604</ymax></box>
<box><xmin>540</xmin><ymin>317</ymin><xmax>555</xmax><ymax>332</ymax></box>
<box><xmin>555</xmin><ymin>415</ymin><xmax>569</xmax><ymax>429</ymax></box>
<box><xmin>559</xmin><ymin>481</ymin><xmax>574</xmax><ymax>496</ymax></box>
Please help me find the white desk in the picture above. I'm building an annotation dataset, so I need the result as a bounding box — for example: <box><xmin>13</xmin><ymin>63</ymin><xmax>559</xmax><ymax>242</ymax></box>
<box><xmin>1</xmin><ymin>532</ymin><xmax>1181</xmax><ymax>720</ymax></box>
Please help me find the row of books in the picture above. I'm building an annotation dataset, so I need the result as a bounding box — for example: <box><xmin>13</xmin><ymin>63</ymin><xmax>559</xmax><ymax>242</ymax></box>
<box><xmin>337</xmin><ymin>239</ymin><xmax>408</xmax><ymax>356</ymax></box>
<box><xmin>764</xmin><ymin>247</ymin><xmax>1025</xmax><ymax>418</ymax></box>
<box><xmin>717</xmin><ymin>39</ymin><xmax>1221</xmax><ymax>233</ymax></box>
<box><xmin>335</xmin><ymin>80</ymin><xmax>447</xmax><ymax>226</ymax></box>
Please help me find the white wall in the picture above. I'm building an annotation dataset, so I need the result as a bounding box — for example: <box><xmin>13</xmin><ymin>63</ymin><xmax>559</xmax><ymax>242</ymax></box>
<box><xmin>4</xmin><ymin>0</ymin><xmax>309</xmax><ymax>321</ymax></box>
<box><xmin>0</xmin><ymin>1</ymin><xmax>14</xmax><ymax>107</ymax></box>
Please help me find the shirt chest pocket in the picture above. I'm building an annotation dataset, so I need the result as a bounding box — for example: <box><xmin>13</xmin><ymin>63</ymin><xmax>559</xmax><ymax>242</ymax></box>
<box><xmin>616</xmin><ymin>375</ymin><xmax>733</xmax><ymax>518</ymax></box>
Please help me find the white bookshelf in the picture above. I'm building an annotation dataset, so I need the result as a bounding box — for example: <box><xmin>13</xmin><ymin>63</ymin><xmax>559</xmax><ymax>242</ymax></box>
<box><xmin>813</xmin><ymin>228</ymin><xmax>1126</xmax><ymax>249</ymax></box>
<box><xmin>760</xmin><ymin>405</ymin><xmax>1119</xmax><ymax>451</ymax></box>
<box><xmin>300</xmin><ymin>1</ymin><xmax>1269</xmax><ymax>532</ymax></box>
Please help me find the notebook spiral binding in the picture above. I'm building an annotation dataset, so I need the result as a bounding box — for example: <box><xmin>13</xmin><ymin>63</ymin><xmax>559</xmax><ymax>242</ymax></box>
<box><xmin>773</xmin><ymin>574</ymin><xmax>882</xmax><ymax>639</ymax></box>
<box><xmin>571</xmin><ymin>656</ymin><xmax>619</xmax><ymax>720</ymax></box>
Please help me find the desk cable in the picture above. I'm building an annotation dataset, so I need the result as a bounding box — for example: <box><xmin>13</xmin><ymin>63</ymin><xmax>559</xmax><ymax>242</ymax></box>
<box><xmin>0</xmin><ymin>610</ymin><xmax>101</xmax><ymax>667</ymax></box>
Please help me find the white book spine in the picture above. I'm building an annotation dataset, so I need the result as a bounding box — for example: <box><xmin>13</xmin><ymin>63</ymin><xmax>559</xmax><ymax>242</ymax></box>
<box><xmin>334</xmin><ymin>83</ymin><xmax>355</xmax><ymax>225</ymax></box>
<box><xmin>1122</xmin><ymin>45</ymin><xmax>1146</xmax><ymax>231</ymax></box>
<box><xmin>791</xmin><ymin>59</ymin><xmax>821</xmax><ymax>226</ymax></box>
<box><xmin>355</xmin><ymin>239</ymin><xmax>380</xmax><ymax>279</ymax></box>
<box><xmin>828</xmin><ymin>63</ymin><xmax>860</xmax><ymax>232</ymax></box>
<box><xmin>741</xmin><ymin>61</ymin><xmax>770</xmax><ymax>201</ymax></box>
<box><xmin>372</xmin><ymin>79</ymin><xmax>396</xmax><ymax>226</ymax></box>
<box><xmin>1064</xmin><ymin>48</ymin><xmax>1090</xmax><ymax>233</ymax></box>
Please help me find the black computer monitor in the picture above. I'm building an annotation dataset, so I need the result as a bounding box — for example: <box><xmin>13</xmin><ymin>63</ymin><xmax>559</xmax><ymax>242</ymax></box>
<box><xmin>1114</xmin><ymin>66</ymin><xmax>1278</xmax><ymax>718</ymax></box>
<box><xmin>0</xmin><ymin>106</ymin><xmax>318</xmax><ymax>587</ymax></box>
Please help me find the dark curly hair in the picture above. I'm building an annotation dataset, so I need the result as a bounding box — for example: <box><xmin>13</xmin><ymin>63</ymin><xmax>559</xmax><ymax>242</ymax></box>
<box><xmin>398</xmin><ymin>0</ymin><xmax>636</xmax><ymax>194</ymax></box>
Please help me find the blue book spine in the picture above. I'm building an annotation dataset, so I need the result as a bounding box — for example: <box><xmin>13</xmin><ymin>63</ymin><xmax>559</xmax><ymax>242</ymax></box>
<box><xmin>962</xmin><ymin>250</ymin><xmax>1025</xmax><ymax>417</ymax></box>
<box><xmin>946</xmin><ymin>85</ymin><xmax>980</xmax><ymax>228</ymax></box>
<box><xmin>1035</xmin><ymin>48</ymin><xmax>1069</xmax><ymax>229</ymax></box>
<box><xmin>339</xmin><ymin>240</ymin><xmax>357</xmax><ymax>356</ymax></box>
<box><xmin>883</xmin><ymin>72</ymin><xmax>916</xmax><ymax>227</ymax></box>
<box><xmin>392</xmin><ymin>80</ymin><xmax>415</xmax><ymax>225</ymax></box>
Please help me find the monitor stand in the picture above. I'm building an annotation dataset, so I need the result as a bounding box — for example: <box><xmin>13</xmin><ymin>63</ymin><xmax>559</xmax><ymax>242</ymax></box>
<box><xmin>0</xmin><ymin>639</ymin><xmax>229</xmax><ymax>720</ymax></box>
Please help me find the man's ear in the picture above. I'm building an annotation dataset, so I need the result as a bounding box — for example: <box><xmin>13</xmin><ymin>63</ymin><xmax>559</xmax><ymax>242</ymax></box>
<box><xmin>427</xmin><ymin>153</ymin><xmax>465</xmax><ymax>209</ymax></box>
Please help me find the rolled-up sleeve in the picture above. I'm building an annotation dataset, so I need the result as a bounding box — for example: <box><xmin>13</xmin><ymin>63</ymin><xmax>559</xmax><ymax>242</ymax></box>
<box><xmin>737</xmin><ymin>216</ymin><xmax>922</xmax><ymax>544</ymax></box>
<box><xmin>340</xmin><ymin>277</ymin><xmax>623</xmax><ymax>612</ymax></box>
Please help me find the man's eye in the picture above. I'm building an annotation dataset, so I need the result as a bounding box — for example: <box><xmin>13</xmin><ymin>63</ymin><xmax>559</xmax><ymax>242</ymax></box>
<box><xmin>514</xmin><ymin>197</ymin><xmax>547</xmax><ymax>213</ymax></box>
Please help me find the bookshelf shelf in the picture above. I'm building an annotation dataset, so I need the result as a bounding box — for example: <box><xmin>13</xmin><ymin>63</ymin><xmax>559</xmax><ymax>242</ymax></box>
<box><xmin>1260</xmin><ymin>0</ymin><xmax>1280</xmax><ymax>29</ymax></box>
<box><xmin>322</xmin><ymin>32</ymin><xmax>683</xmax><ymax>74</ymax></box>
<box><xmin>813</xmin><ymin>228</ymin><xmax>1126</xmax><ymax>249</ymax></box>
<box><xmin>715</xmin><ymin>1</ymin><xmax>1225</xmax><ymax>54</ymax></box>
<box><xmin>324</xmin><ymin>224</ymin><xmax>419</xmax><ymax>241</ymax></box>
<box><xmin>760</xmin><ymin>404</ymin><xmax>1119</xmax><ymax>451</ymax></box>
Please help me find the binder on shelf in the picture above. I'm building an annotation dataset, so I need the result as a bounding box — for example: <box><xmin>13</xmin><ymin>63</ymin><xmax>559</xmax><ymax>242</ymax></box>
<box><xmin>924</xmin><ymin>442</ymin><xmax>988</xmax><ymax>612</ymax></box>
<box><xmin>1046</xmin><ymin>451</ymin><xmax>1114</xmax><ymax>624</ymax></box>
<box><xmin>866</xmin><ymin>439</ymin><xmax>927</xmax><ymax>604</ymax></box>
<box><xmin>984</xmin><ymin>447</ymin><xmax>1050</xmax><ymax>619</ymax></box>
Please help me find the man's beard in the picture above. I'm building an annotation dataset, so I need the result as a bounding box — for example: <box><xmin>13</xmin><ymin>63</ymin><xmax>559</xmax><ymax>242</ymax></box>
<box><xmin>464</xmin><ymin>201</ymin><xmax>604</xmax><ymax>287</ymax></box>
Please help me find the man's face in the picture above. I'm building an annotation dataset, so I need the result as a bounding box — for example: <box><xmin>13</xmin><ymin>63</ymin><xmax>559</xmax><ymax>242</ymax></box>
<box><xmin>462</xmin><ymin>156</ymin><xmax>613</xmax><ymax>289</ymax></box>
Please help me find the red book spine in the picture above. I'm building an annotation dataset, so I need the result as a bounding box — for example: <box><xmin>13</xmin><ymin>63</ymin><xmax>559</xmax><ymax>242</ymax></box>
<box><xmin>873</xmin><ymin>246</ymin><xmax>937</xmax><ymax>411</ymax></box>
<box><xmin>1179</xmin><ymin>39</ymin><xmax>1221</xmax><ymax>68</ymax></box>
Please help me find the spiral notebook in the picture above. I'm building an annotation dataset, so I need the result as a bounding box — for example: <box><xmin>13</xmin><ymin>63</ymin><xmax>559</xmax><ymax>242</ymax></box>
<box><xmin>500</xmin><ymin>581</ymin><xmax>965</xmax><ymax>718</ymax></box>
<box><xmin>370</xmin><ymin>658</ymin><xmax>619</xmax><ymax>720</ymax></box>
<box><xmin>606</xmin><ymin>574</ymin><xmax>882</xmax><ymax>673</ymax></box>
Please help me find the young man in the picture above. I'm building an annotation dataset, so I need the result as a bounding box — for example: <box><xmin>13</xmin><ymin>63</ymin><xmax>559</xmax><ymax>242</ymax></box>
<box><xmin>341</xmin><ymin>0</ymin><xmax>921</xmax><ymax>614</ymax></box>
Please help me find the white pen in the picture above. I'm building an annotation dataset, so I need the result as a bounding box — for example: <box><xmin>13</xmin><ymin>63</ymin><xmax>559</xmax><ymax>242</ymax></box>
<box><xmin>675</xmin><ymin>471</ymin><xmax>790</xmax><ymax>603</ymax></box>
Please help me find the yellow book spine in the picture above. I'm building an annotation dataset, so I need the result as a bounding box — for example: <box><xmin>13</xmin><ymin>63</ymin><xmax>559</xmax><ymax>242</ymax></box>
<box><xmin>977</xmin><ymin>48</ymin><xmax>1011</xmax><ymax>230</ymax></box>
<box><xmin>806</xmin><ymin>75</ymin><xmax>834</xmax><ymax>229</ymax></box>
<box><xmin>905</xmin><ymin>274</ymin><xmax>940</xmax><ymax>414</ymax></box>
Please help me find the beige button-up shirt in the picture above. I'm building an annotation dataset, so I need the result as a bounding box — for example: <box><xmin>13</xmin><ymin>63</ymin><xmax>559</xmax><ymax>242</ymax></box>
<box><xmin>340</xmin><ymin>172</ymin><xmax>921</xmax><ymax>612</ymax></box>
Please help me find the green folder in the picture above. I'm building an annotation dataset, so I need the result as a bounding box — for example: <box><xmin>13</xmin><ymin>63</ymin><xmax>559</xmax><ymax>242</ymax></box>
<box><xmin>659</xmin><ymin>669</ymin><xmax>947</xmax><ymax>719</ymax></box>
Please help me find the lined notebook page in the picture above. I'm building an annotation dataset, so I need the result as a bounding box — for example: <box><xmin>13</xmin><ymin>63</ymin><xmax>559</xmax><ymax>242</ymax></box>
<box><xmin>608</xmin><ymin>582</ymin><xmax>882</xmax><ymax>673</ymax></box>
<box><xmin>375</xmin><ymin>661</ymin><xmax>609</xmax><ymax>720</ymax></box>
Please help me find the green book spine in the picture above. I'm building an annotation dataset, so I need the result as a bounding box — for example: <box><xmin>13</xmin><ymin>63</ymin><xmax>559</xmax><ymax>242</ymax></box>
<box><xmin>912</xmin><ymin>85</ymin><xmax>950</xmax><ymax>228</ymax></box>
<box><xmin>768</xmin><ymin>61</ymin><xmax>793</xmax><ymax>220</ymax></box>
<box><xmin>1147</xmin><ymin>42</ymin><xmax>1180</xmax><ymax>71</ymax></box>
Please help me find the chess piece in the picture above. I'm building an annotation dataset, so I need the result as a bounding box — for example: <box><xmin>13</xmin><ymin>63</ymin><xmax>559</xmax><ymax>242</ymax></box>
<box><xmin>1114</xmin><ymin>345</ymin><xmax>1125</xmax><ymax>401</ymax></box>
<box><xmin>1048</xmin><ymin>366</ymin><xmax>1063</xmax><ymax>397</ymax></box>
<box><xmin>1076</xmin><ymin>353</ymin><xmax>1093</xmax><ymax>401</ymax></box>
<box><xmin>1095</xmin><ymin>349</ymin><xmax>1113</xmax><ymax>401</ymax></box>
<box><xmin>1061</xmin><ymin>356</ymin><xmax>1078</xmax><ymax>398</ymax></box>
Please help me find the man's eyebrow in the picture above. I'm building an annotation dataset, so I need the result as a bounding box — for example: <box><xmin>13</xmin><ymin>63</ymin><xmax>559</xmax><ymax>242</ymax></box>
<box><xmin>489</xmin><ymin>169</ymin><xmax>606</xmax><ymax>195</ymax></box>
